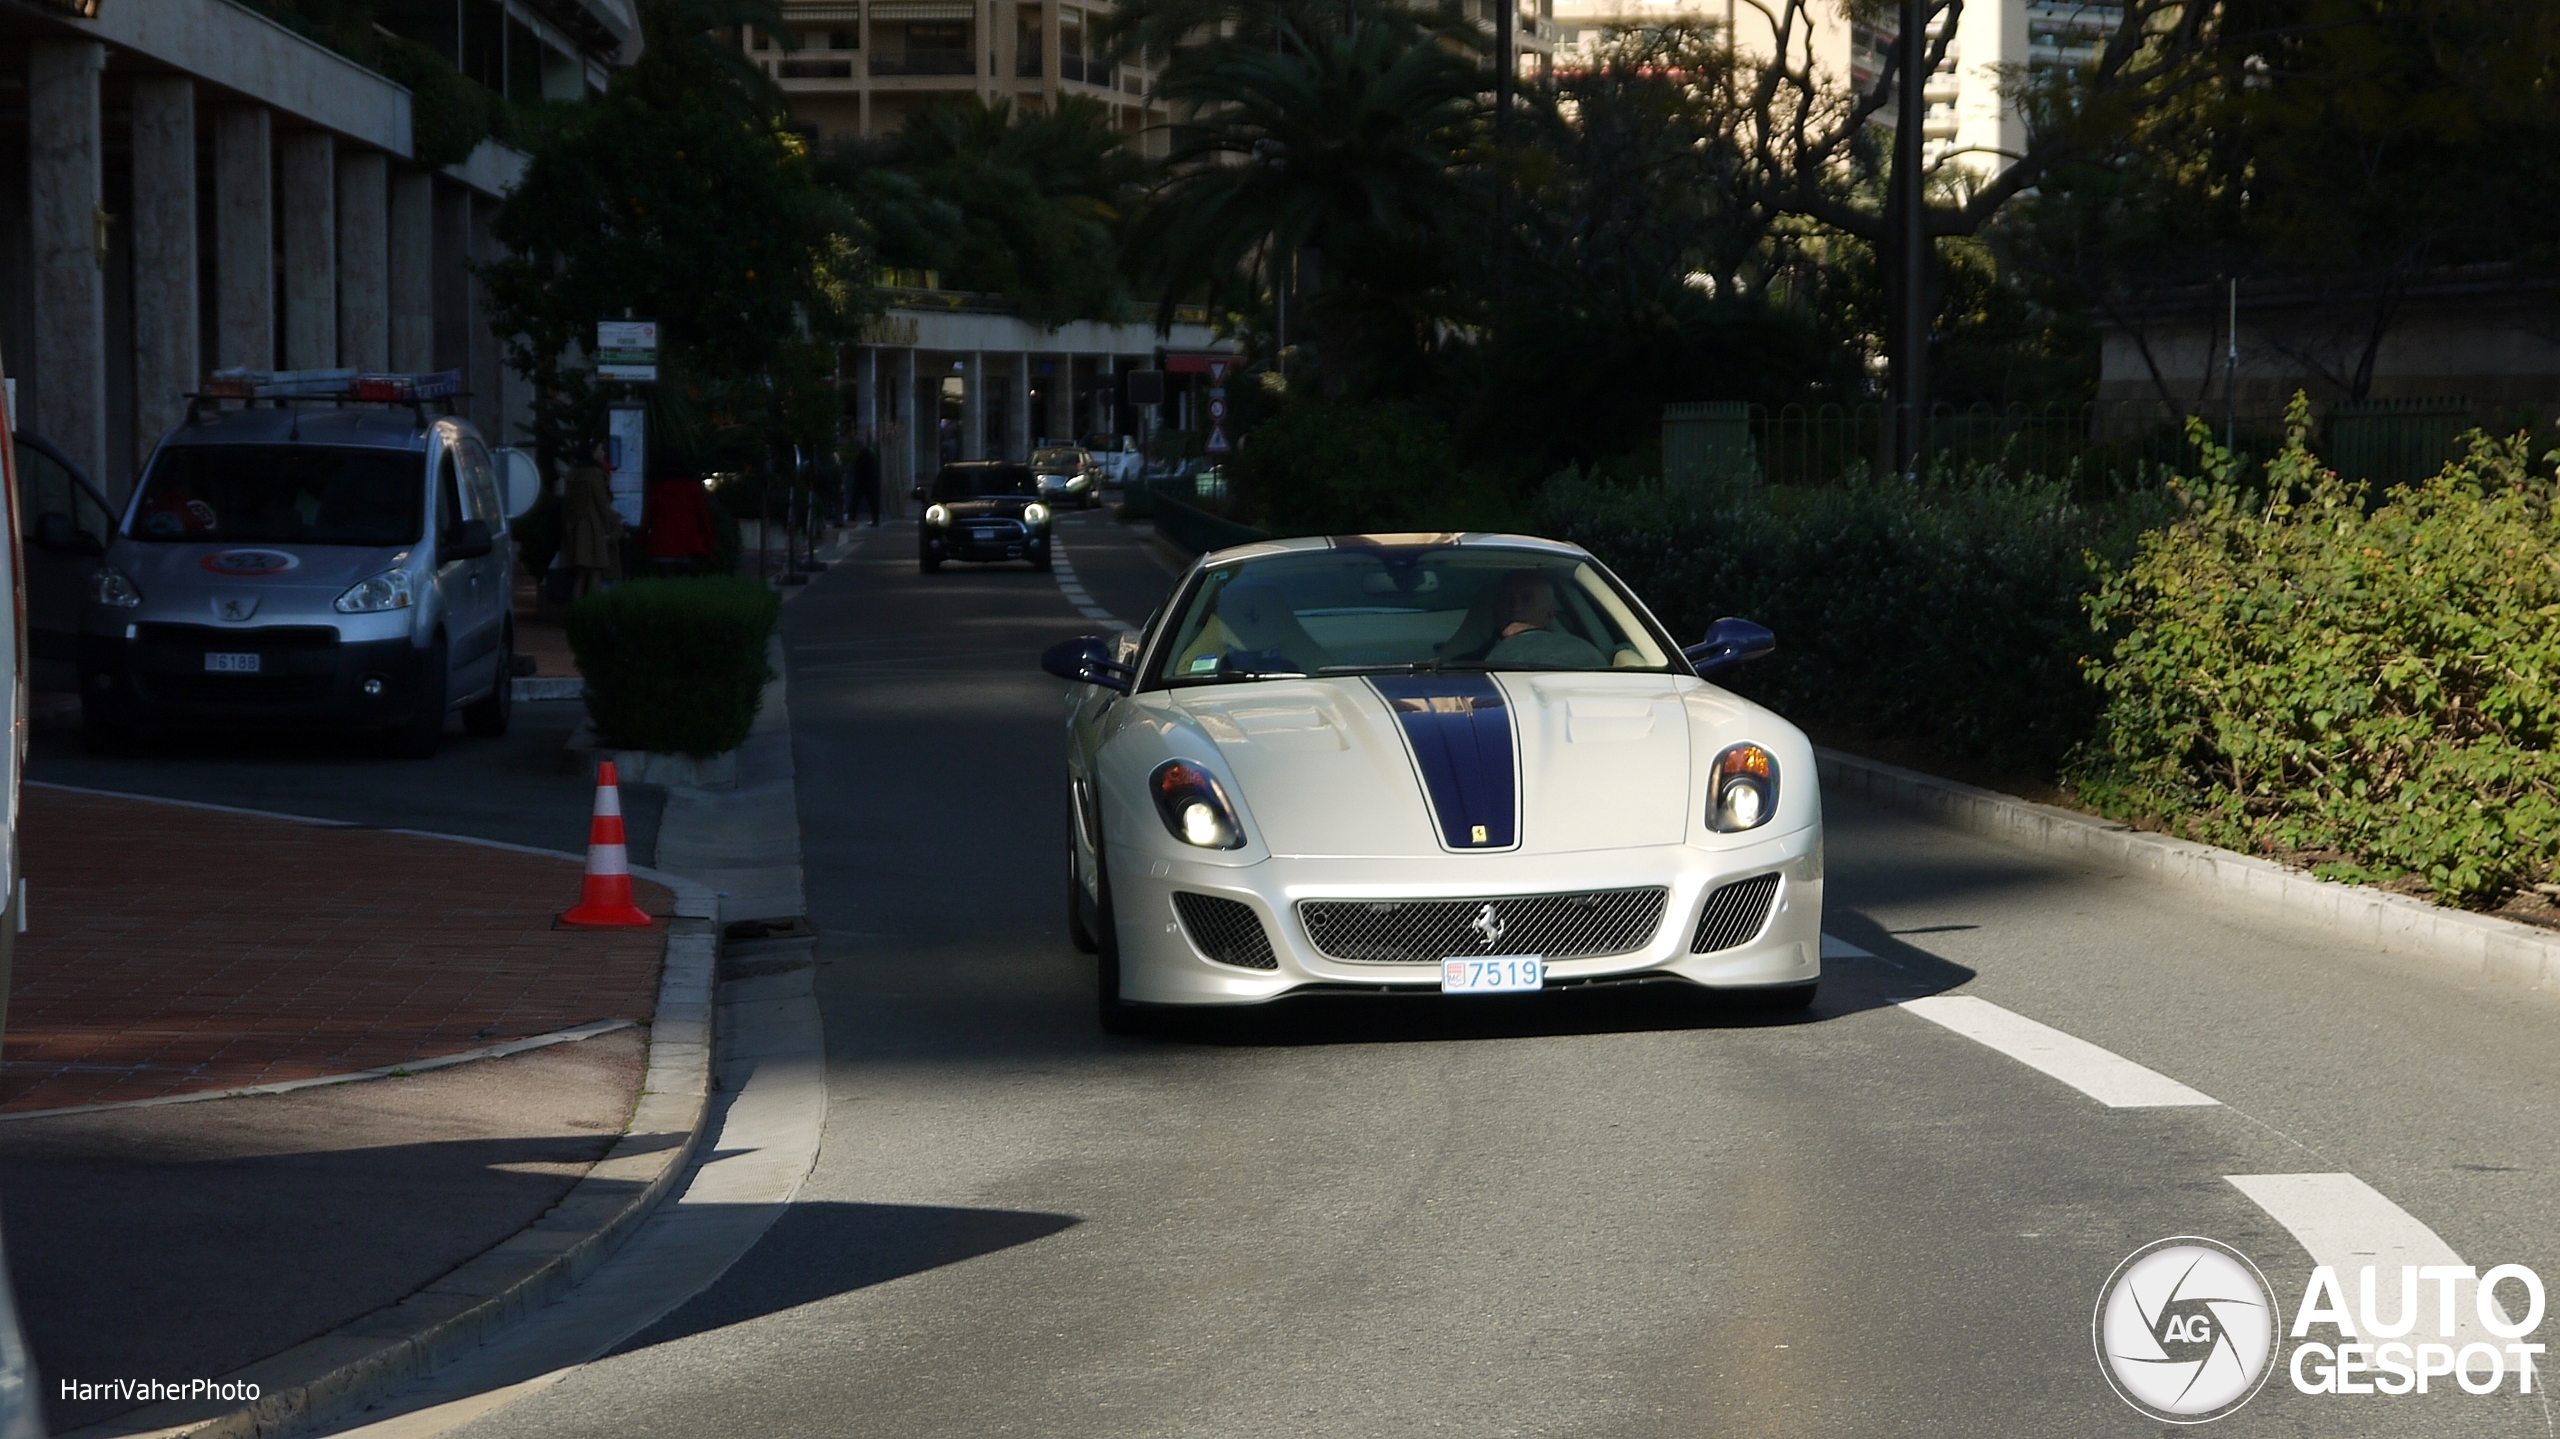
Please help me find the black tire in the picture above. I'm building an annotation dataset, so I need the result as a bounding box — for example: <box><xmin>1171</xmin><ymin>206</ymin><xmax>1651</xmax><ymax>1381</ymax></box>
<box><xmin>1066</xmin><ymin>803</ymin><xmax>1098</xmax><ymax>955</ymax></box>
<box><xmin>920</xmin><ymin>551</ymin><xmax>941</xmax><ymax>574</ymax></box>
<box><xmin>389</xmin><ymin>633</ymin><xmax>449</xmax><ymax>759</ymax></box>
<box><xmin>1092</xmin><ymin>833</ymin><xmax>1141</xmax><ymax>1035</ymax></box>
<box><xmin>1031</xmin><ymin>551</ymin><xmax>1054</xmax><ymax>572</ymax></box>
<box><xmin>462</xmin><ymin>624</ymin><xmax>514</xmax><ymax>737</ymax></box>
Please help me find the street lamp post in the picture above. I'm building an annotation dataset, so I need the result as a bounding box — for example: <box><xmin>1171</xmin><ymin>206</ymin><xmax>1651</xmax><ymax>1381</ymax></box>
<box><xmin>1893</xmin><ymin>0</ymin><xmax>1928</xmax><ymax>480</ymax></box>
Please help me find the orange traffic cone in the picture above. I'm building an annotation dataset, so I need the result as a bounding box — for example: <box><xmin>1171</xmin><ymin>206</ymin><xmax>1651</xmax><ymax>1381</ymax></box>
<box><xmin>560</xmin><ymin>761</ymin><xmax>655</xmax><ymax>928</ymax></box>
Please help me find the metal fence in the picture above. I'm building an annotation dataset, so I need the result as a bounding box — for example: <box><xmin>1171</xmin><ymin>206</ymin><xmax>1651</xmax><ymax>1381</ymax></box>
<box><xmin>1667</xmin><ymin>398</ymin><xmax>2490</xmax><ymax>492</ymax></box>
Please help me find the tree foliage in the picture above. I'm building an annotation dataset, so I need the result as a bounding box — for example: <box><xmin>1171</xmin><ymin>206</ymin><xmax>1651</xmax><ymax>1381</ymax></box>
<box><xmin>481</xmin><ymin>0</ymin><xmax>870</xmax><ymax>470</ymax></box>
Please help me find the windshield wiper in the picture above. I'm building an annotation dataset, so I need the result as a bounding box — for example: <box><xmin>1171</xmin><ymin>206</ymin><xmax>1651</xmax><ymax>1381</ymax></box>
<box><xmin>1175</xmin><ymin>669</ymin><xmax>1307</xmax><ymax>685</ymax></box>
<box><xmin>1315</xmin><ymin>661</ymin><xmax>1489</xmax><ymax>675</ymax></box>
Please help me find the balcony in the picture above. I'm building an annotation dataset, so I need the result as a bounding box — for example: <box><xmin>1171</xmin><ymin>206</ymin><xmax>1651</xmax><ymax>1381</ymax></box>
<box><xmin>870</xmin><ymin>49</ymin><xmax>977</xmax><ymax>75</ymax></box>
<box><xmin>779</xmin><ymin>58</ymin><xmax>857</xmax><ymax>78</ymax></box>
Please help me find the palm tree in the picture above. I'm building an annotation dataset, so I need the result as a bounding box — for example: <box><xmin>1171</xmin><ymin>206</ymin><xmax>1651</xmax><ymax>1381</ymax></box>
<box><xmin>1128</xmin><ymin>9</ymin><xmax>1485</xmax><ymax>395</ymax></box>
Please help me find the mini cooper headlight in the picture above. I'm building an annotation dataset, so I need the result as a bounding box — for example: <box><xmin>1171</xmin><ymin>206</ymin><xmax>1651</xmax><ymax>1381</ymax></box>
<box><xmin>1150</xmin><ymin>759</ymin><xmax>1245</xmax><ymax>850</ymax></box>
<box><xmin>91</xmin><ymin>566</ymin><xmax>142</xmax><ymax>608</ymax></box>
<box><xmin>335</xmin><ymin>568</ymin><xmax>416</xmax><ymax>613</ymax></box>
<box><xmin>1709</xmin><ymin>743</ymin><xmax>1779</xmax><ymax>832</ymax></box>
<box><xmin>1023</xmin><ymin>502</ymin><xmax>1051</xmax><ymax>526</ymax></box>
<box><xmin>925</xmin><ymin>504</ymin><xmax>951</xmax><ymax>527</ymax></box>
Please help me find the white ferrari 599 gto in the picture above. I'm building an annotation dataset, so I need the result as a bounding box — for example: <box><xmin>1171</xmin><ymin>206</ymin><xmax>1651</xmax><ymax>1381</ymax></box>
<box><xmin>1041</xmin><ymin>533</ymin><xmax>1822</xmax><ymax>1031</ymax></box>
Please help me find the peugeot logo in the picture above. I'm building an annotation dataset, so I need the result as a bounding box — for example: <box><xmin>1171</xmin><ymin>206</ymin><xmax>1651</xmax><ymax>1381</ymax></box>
<box><xmin>1471</xmin><ymin>903</ymin><xmax>1506</xmax><ymax>950</ymax></box>
<box><xmin>215</xmin><ymin>596</ymin><xmax>258</xmax><ymax>621</ymax></box>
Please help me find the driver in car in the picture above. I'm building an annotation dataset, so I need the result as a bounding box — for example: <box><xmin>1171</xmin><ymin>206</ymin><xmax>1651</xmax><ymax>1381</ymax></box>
<box><xmin>1484</xmin><ymin>571</ymin><xmax>1606</xmax><ymax>669</ymax></box>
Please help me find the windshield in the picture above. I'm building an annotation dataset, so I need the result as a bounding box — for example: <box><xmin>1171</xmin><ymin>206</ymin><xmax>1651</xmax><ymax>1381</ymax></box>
<box><xmin>932</xmin><ymin>466</ymin><xmax>1037</xmax><ymax>499</ymax></box>
<box><xmin>132</xmin><ymin>444</ymin><xmax>423</xmax><ymax>546</ymax></box>
<box><xmin>1153</xmin><ymin>545</ymin><xmax>1678</xmax><ymax>684</ymax></box>
<box><xmin>1029</xmin><ymin>448</ymin><xmax>1084</xmax><ymax>471</ymax></box>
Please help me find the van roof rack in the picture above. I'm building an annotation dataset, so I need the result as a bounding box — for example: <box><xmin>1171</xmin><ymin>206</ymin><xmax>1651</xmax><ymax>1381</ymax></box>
<box><xmin>184</xmin><ymin>369</ymin><xmax>466</xmax><ymax>428</ymax></box>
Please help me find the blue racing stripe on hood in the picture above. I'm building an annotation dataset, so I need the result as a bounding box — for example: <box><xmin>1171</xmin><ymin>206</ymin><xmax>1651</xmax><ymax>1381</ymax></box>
<box><xmin>1373</xmin><ymin>674</ymin><xmax>1517</xmax><ymax>849</ymax></box>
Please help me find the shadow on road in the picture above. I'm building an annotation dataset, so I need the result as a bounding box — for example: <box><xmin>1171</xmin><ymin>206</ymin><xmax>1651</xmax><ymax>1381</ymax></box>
<box><xmin>610</xmin><ymin>1201</ymin><xmax>1080</xmax><ymax>1356</ymax></box>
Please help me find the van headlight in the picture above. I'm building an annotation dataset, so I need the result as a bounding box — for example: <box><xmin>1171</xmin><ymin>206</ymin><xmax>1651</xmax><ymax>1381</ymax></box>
<box><xmin>1709</xmin><ymin>743</ymin><xmax>1778</xmax><ymax>832</ymax></box>
<box><xmin>91</xmin><ymin>566</ymin><xmax>142</xmax><ymax>608</ymax></box>
<box><xmin>924</xmin><ymin>504</ymin><xmax>951</xmax><ymax>527</ymax></box>
<box><xmin>335</xmin><ymin>569</ymin><xmax>416</xmax><ymax>613</ymax></box>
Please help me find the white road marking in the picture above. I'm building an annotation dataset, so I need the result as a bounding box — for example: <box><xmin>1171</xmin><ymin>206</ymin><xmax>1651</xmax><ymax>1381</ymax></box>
<box><xmin>1895</xmin><ymin>994</ymin><xmax>2222</xmax><ymax>1108</ymax></box>
<box><xmin>2225</xmin><ymin>1172</ymin><xmax>2518</xmax><ymax>1344</ymax></box>
<box><xmin>1047</xmin><ymin>534</ymin><xmax>1136</xmax><ymax>633</ymax></box>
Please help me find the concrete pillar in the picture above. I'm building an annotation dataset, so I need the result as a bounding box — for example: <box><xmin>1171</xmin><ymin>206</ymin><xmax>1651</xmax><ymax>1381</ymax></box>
<box><xmin>130</xmin><ymin>76</ymin><xmax>199</xmax><ymax>472</ymax></box>
<box><xmin>213</xmin><ymin>105</ymin><xmax>274</xmax><ymax>371</ymax></box>
<box><xmin>895</xmin><ymin>346</ymin><xmax>917</xmax><ymax>513</ymax></box>
<box><xmin>468</xmin><ymin>196</ymin><xmax>506</xmax><ymax>440</ymax></box>
<box><xmin>1013</xmin><ymin>352</ymin><xmax>1032</xmax><ymax>459</ymax></box>
<box><xmin>388</xmin><ymin>169</ymin><xmax>435</xmax><ymax>373</ymax></box>
<box><xmin>278</xmin><ymin>130</ymin><xmax>336</xmax><ymax>370</ymax></box>
<box><xmin>431</xmin><ymin>182</ymin><xmax>473</xmax><ymax>374</ymax></box>
<box><xmin>28</xmin><ymin>39</ymin><xmax>106</xmax><ymax>481</ymax></box>
<box><xmin>962</xmin><ymin>351</ymin><xmax>985</xmax><ymax>460</ymax></box>
<box><xmin>857</xmin><ymin>346</ymin><xmax>879</xmax><ymax>435</ymax></box>
<box><xmin>336</xmin><ymin>148</ymin><xmax>389</xmax><ymax>372</ymax></box>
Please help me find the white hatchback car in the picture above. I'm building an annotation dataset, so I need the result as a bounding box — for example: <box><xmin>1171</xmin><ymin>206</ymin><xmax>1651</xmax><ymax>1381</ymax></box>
<box><xmin>1042</xmin><ymin>533</ymin><xmax>1822</xmax><ymax>1031</ymax></box>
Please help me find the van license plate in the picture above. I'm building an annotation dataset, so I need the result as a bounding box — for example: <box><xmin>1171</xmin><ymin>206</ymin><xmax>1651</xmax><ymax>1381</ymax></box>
<box><xmin>204</xmin><ymin>652</ymin><xmax>261</xmax><ymax>673</ymax></box>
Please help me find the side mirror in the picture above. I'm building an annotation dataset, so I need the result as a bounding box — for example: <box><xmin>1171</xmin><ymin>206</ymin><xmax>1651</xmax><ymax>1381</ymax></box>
<box><xmin>33</xmin><ymin>512</ymin><xmax>101</xmax><ymax>555</ymax></box>
<box><xmin>494</xmin><ymin>447</ymin><xmax>542</xmax><ymax>519</ymax></box>
<box><xmin>1041</xmin><ymin>635</ymin><xmax>1134</xmax><ymax>694</ymax></box>
<box><xmin>441</xmin><ymin>518</ymin><xmax>494</xmax><ymax>563</ymax></box>
<box><xmin>1683</xmin><ymin>617</ymin><xmax>1775</xmax><ymax>677</ymax></box>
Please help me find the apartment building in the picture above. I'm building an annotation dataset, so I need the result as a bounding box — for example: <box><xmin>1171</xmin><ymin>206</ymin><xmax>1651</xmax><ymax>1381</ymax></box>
<box><xmin>1549</xmin><ymin>0</ymin><xmax>2124</xmax><ymax>176</ymax></box>
<box><xmin>0</xmin><ymin>0</ymin><xmax>635</xmax><ymax>500</ymax></box>
<box><xmin>741</xmin><ymin>0</ymin><xmax>1169</xmax><ymax>152</ymax></box>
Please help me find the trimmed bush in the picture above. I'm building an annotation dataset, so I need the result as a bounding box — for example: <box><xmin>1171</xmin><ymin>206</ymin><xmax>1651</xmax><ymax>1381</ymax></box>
<box><xmin>1229</xmin><ymin>399</ymin><xmax>1516</xmax><ymax>535</ymax></box>
<box><xmin>1539</xmin><ymin>464</ymin><xmax>2173</xmax><ymax>774</ymax></box>
<box><xmin>567</xmin><ymin>576</ymin><xmax>780</xmax><ymax>757</ymax></box>
<box><xmin>2077</xmin><ymin>403</ymin><xmax>2560</xmax><ymax>907</ymax></box>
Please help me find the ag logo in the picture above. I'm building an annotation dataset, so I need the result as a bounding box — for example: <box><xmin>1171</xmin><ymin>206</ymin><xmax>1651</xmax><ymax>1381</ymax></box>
<box><xmin>2096</xmin><ymin>1237</ymin><xmax>2280</xmax><ymax>1423</ymax></box>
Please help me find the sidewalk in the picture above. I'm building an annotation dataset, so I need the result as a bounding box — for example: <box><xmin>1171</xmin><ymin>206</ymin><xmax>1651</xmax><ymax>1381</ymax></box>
<box><xmin>0</xmin><ymin>787</ymin><xmax>676</xmax><ymax>1434</ymax></box>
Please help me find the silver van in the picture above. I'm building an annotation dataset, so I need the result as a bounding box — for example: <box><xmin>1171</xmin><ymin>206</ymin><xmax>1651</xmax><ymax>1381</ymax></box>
<box><xmin>78</xmin><ymin>379</ymin><xmax>537</xmax><ymax>757</ymax></box>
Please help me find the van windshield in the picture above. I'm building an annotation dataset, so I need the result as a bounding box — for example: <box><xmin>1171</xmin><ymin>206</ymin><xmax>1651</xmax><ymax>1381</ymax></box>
<box><xmin>133</xmin><ymin>445</ymin><xmax>423</xmax><ymax>546</ymax></box>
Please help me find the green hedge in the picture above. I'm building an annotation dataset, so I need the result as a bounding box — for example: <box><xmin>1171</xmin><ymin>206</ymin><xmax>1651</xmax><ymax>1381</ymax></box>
<box><xmin>1228</xmin><ymin>399</ymin><xmax>1518</xmax><ymax>536</ymax></box>
<box><xmin>1539</xmin><ymin>466</ymin><xmax>2174</xmax><ymax>774</ymax></box>
<box><xmin>2076</xmin><ymin>403</ymin><xmax>2560</xmax><ymax>907</ymax></box>
<box><xmin>567</xmin><ymin>576</ymin><xmax>780</xmax><ymax>757</ymax></box>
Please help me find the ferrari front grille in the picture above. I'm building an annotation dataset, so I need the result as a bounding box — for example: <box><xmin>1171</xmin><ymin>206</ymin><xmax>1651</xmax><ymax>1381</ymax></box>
<box><xmin>1298</xmin><ymin>887</ymin><xmax>1668</xmax><ymax>965</ymax></box>
<box><xmin>1172</xmin><ymin>892</ymin><xmax>1278</xmax><ymax>970</ymax></box>
<box><xmin>1690</xmin><ymin>873</ymin><xmax>1781</xmax><ymax>954</ymax></box>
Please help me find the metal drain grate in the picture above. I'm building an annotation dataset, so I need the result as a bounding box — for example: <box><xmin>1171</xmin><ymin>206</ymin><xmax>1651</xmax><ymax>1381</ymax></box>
<box><xmin>1172</xmin><ymin>892</ymin><xmax>1279</xmax><ymax>969</ymax></box>
<box><xmin>1298</xmin><ymin>888</ymin><xmax>1668</xmax><ymax>964</ymax></box>
<box><xmin>1690</xmin><ymin>873</ymin><xmax>1781</xmax><ymax>953</ymax></box>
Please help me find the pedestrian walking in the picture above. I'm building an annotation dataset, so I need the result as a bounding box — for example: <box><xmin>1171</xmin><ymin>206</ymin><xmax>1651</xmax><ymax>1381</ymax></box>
<box><xmin>561</xmin><ymin>441</ymin><xmax>623</xmax><ymax>598</ymax></box>
<box><xmin>853</xmin><ymin>433</ymin><xmax>883</xmax><ymax>526</ymax></box>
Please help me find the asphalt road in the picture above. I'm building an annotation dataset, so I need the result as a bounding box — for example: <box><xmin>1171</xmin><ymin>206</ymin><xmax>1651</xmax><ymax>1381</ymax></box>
<box><xmin>410</xmin><ymin>514</ymin><xmax>2558</xmax><ymax>1436</ymax></box>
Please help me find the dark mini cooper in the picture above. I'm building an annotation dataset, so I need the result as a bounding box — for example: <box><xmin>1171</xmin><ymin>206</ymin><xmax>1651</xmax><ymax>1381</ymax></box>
<box><xmin>918</xmin><ymin>461</ymin><xmax>1053</xmax><ymax>573</ymax></box>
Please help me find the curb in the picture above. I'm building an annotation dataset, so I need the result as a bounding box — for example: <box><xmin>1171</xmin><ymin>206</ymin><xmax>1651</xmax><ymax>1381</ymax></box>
<box><xmin>1815</xmin><ymin>748</ymin><xmax>2560</xmax><ymax>993</ymax></box>
<box><xmin>65</xmin><ymin>861</ymin><xmax>724</xmax><ymax>1439</ymax></box>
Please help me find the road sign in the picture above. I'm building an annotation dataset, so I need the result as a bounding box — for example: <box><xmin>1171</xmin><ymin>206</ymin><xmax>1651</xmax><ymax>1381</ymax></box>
<box><xmin>596</xmin><ymin>320</ymin><xmax>658</xmax><ymax>382</ymax></box>
<box><xmin>607</xmin><ymin>402</ymin><xmax>647</xmax><ymax>526</ymax></box>
<box><xmin>1207</xmin><ymin>397</ymin><xmax>1227</xmax><ymax>423</ymax></box>
<box><xmin>1206</xmin><ymin>426</ymin><xmax>1230</xmax><ymax>455</ymax></box>
<box><xmin>1209</xmin><ymin>361</ymin><xmax>1228</xmax><ymax>385</ymax></box>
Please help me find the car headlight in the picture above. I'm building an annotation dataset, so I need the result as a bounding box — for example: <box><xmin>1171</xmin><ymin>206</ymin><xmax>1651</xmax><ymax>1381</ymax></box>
<box><xmin>925</xmin><ymin>504</ymin><xmax>950</xmax><ymax>527</ymax></box>
<box><xmin>91</xmin><ymin>566</ymin><xmax>142</xmax><ymax>608</ymax></box>
<box><xmin>1024</xmin><ymin>502</ymin><xmax>1051</xmax><ymax>526</ymax></box>
<box><xmin>1709</xmin><ymin>743</ymin><xmax>1779</xmax><ymax>832</ymax></box>
<box><xmin>334</xmin><ymin>568</ymin><xmax>416</xmax><ymax>613</ymax></box>
<box><xmin>1151</xmin><ymin>759</ymin><xmax>1245</xmax><ymax>849</ymax></box>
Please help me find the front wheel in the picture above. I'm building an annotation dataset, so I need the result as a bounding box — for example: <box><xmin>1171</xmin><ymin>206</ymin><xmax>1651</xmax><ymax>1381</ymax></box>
<box><xmin>388</xmin><ymin>634</ymin><xmax>449</xmax><ymax>759</ymax></box>
<box><xmin>462</xmin><ymin>624</ymin><xmax>514</xmax><ymax>737</ymax></box>
<box><xmin>1092</xmin><ymin>835</ymin><xmax>1141</xmax><ymax>1035</ymax></box>
<box><xmin>919</xmin><ymin>551</ymin><xmax>941</xmax><ymax>574</ymax></box>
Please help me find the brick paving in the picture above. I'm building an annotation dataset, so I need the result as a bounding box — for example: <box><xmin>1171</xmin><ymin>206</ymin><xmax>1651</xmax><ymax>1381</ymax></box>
<box><xmin>3</xmin><ymin>787</ymin><xmax>668</xmax><ymax>1113</ymax></box>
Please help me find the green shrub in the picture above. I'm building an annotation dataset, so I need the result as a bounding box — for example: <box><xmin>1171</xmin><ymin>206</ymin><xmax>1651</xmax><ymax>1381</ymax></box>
<box><xmin>1230</xmin><ymin>399</ymin><xmax>1518</xmax><ymax>535</ymax></box>
<box><xmin>2076</xmin><ymin>399</ymin><xmax>2560</xmax><ymax>907</ymax></box>
<box><xmin>1540</xmin><ymin>462</ymin><xmax>2173</xmax><ymax>774</ymax></box>
<box><xmin>567</xmin><ymin>576</ymin><xmax>780</xmax><ymax>757</ymax></box>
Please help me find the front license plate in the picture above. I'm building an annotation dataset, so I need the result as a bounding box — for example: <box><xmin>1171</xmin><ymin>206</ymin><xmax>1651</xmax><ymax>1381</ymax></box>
<box><xmin>204</xmin><ymin>652</ymin><xmax>261</xmax><ymax>673</ymax></box>
<box><xmin>1441</xmin><ymin>956</ymin><xmax>1543</xmax><ymax>993</ymax></box>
